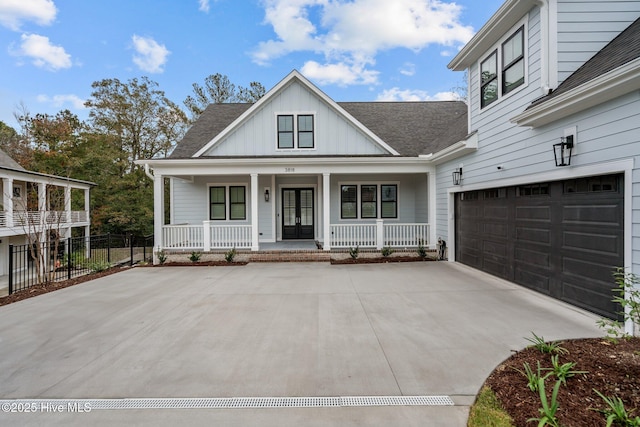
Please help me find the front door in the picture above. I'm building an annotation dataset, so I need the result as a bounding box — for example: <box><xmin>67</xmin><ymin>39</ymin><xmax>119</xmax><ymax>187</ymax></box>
<box><xmin>282</xmin><ymin>188</ymin><xmax>314</xmax><ymax>239</ymax></box>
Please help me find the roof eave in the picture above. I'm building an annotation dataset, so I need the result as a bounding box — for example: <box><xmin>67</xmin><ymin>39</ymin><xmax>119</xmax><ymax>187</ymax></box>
<box><xmin>428</xmin><ymin>132</ymin><xmax>479</xmax><ymax>164</ymax></box>
<box><xmin>511</xmin><ymin>57</ymin><xmax>640</xmax><ymax>128</ymax></box>
<box><xmin>448</xmin><ymin>0</ymin><xmax>538</xmax><ymax>71</ymax></box>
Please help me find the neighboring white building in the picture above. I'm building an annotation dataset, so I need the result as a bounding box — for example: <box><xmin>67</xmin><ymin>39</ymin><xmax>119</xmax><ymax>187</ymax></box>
<box><xmin>441</xmin><ymin>1</ymin><xmax>640</xmax><ymax>323</ymax></box>
<box><xmin>0</xmin><ymin>149</ymin><xmax>93</xmax><ymax>280</ymax></box>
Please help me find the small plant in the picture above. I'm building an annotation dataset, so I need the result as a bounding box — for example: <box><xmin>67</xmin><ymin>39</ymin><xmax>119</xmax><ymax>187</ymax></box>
<box><xmin>525</xmin><ymin>332</ymin><xmax>568</xmax><ymax>355</ymax></box>
<box><xmin>224</xmin><ymin>247</ymin><xmax>237</xmax><ymax>263</ymax></box>
<box><xmin>349</xmin><ymin>246</ymin><xmax>359</xmax><ymax>260</ymax></box>
<box><xmin>528</xmin><ymin>377</ymin><xmax>562</xmax><ymax>427</ymax></box>
<box><xmin>189</xmin><ymin>251</ymin><xmax>201</xmax><ymax>263</ymax></box>
<box><xmin>381</xmin><ymin>247</ymin><xmax>394</xmax><ymax>257</ymax></box>
<box><xmin>597</xmin><ymin>267</ymin><xmax>640</xmax><ymax>342</ymax></box>
<box><xmin>546</xmin><ymin>354</ymin><xmax>587</xmax><ymax>385</ymax></box>
<box><xmin>592</xmin><ymin>389</ymin><xmax>640</xmax><ymax>427</ymax></box>
<box><xmin>156</xmin><ymin>250</ymin><xmax>167</xmax><ymax>265</ymax></box>
<box><xmin>514</xmin><ymin>361</ymin><xmax>549</xmax><ymax>392</ymax></box>
<box><xmin>88</xmin><ymin>260</ymin><xmax>111</xmax><ymax>273</ymax></box>
<box><xmin>417</xmin><ymin>244</ymin><xmax>427</xmax><ymax>259</ymax></box>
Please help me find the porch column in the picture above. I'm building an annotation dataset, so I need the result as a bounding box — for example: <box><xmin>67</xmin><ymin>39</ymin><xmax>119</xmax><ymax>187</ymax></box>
<box><xmin>84</xmin><ymin>188</ymin><xmax>90</xmax><ymax>224</ymax></box>
<box><xmin>251</xmin><ymin>173</ymin><xmax>259</xmax><ymax>251</ymax></box>
<box><xmin>323</xmin><ymin>173</ymin><xmax>331</xmax><ymax>251</ymax></box>
<box><xmin>64</xmin><ymin>185</ymin><xmax>71</xmax><ymax>226</ymax></box>
<box><xmin>38</xmin><ymin>182</ymin><xmax>46</xmax><ymax>228</ymax></box>
<box><xmin>3</xmin><ymin>177</ymin><xmax>13</xmax><ymax>227</ymax></box>
<box><xmin>428</xmin><ymin>171</ymin><xmax>437</xmax><ymax>248</ymax></box>
<box><xmin>153</xmin><ymin>172</ymin><xmax>164</xmax><ymax>263</ymax></box>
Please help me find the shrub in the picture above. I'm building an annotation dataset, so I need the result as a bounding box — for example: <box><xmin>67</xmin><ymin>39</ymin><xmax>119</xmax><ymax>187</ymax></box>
<box><xmin>417</xmin><ymin>244</ymin><xmax>427</xmax><ymax>259</ymax></box>
<box><xmin>597</xmin><ymin>267</ymin><xmax>640</xmax><ymax>342</ymax></box>
<box><xmin>349</xmin><ymin>246</ymin><xmax>359</xmax><ymax>260</ymax></box>
<box><xmin>189</xmin><ymin>251</ymin><xmax>201</xmax><ymax>263</ymax></box>
<box><xmin>156</xmin><ymin>250</ymin><xmax>167</xmax><ymax>265</ymax></box>
<box><xmin>225</xmin><ymin>247</ymin><xmax>237</xmax><ymax>263</ymax></box>
<box><xmin>381</xmin><ymin>247</ymin><xmax>394</xmax><ymax>257</ymax></box>
<box><xmin>88</xmin><ymin>260</ymin><xmax>111</xmax><ymax>273</ymax></box>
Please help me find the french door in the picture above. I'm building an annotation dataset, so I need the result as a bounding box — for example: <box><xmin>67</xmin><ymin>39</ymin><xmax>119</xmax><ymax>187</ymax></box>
<box><xmin>282</xmin><ymin>188</ymin><xmax>314</xmax><ymax>239</ymax></box>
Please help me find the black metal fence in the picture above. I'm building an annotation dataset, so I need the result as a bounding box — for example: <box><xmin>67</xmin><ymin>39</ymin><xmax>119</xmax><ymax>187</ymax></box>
<box><xmin>8</xmin><ymin>233</ymin><xmax>154</xmax><ymax>295</ymax></box>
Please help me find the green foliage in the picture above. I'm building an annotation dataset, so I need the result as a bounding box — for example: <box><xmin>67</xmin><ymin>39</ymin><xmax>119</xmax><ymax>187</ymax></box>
<box><xmin>156</xmin><ymin>250</ymin><xmax>167</xmax><ymax>264</ymax></box>
<box><xmin>189</xmin><ymin>251</ymin><xmax>201</xmax><ymax>263</ymax></box>
<box><xmin>381</xmin><ymin>247</ymin><xmax>394</xmax><ymax>257</ymax></box>
<box><xmin>349</xmin><ymin>246</ymin><xmax>359</xmax><ymax>260</ymax></box>
<box><xmin>597</xmin><ymin>267</ymin><xmax>640</xmax><ymax>342</ymax></box>
<box><xmin>514</xmin><ymin>361</ymin><xmax>549</xmax><ymax>392</ymax></box>
<box><xmin>417</xmin><ymin>244</ymin><xmax>427</xmax><ymax>259</ymax></box>
<box><xmin>88</xmin><ymin>260</ymin><xmax>111</xmax><ymax>273</ymax></box>
<box><xmin>546</xmin><ymin>354</ymin><xmax>587</xmax><ymax>385</ymax></box>
<box><xmin>224</xmin><ymin>248</ymin><xmax>237</xmax><ymax>263</ymax></box>
<box><xmin>528</xmin><ymin>378</ymin><xmax>562</xmax><ymax>427</ymax></box>
<box><xmin>593</xmin><ymin>389</ymin><xmax>640</xmax><ymax>427</ymax></box>
<box><xmin>468</xmin><ymin>386</ymin><xmax>515</xmax><ymax>427</ymax></box>
<box><xmin>525</xmin><ymin>332</ymin><xmax>568</xmax><ymax>355</ymax></box>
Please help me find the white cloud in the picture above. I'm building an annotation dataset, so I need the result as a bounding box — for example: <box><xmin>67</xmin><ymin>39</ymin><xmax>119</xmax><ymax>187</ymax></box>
<box><xmin>399</xmin><ymin>62</ymin><xmax>415</xmax><ymax>76</ymax></box>
<box><xmin>199</xmin><ymin>0</ymin><xmax>210</xmax><ymax>13</ymax></box>
<box><xmin>301</xmin><ymin>60</ymin><xmax>379</xmax><ymax>86</ymax></box>
<box><xmin>131</xmin><ymin>35</ymin><xmax>170</xmax><ymax>73</ymax></box>
<box><xmin>376</xmin><ymin>87</ymin><xmax>458</xmax><ymax>102</ymax></box>
<box><xmin>0</xmin><ymin>0</ymin><xmax>56</xmax><ymax>30</ymax></box>
<box><xmin>253</xmin><ymin>0</ymin><xmax>474</xmax><ymax>86</ymax></box>
<box><xmin>15</xmin><ymin>33</ymin><xmax>71</xmax><ymax>70</ymax></box>
<box><xmin>37</xmin><ymin>94</ymin><xmax>86</xmax><ymax>109</ymax></box>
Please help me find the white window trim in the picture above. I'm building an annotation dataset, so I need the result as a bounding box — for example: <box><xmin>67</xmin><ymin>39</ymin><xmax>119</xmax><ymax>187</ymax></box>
<box><xmin>275</xmin><ymin>112</ymin><xmax>317</xmax><ymax>151</ymax></box>
<box><xmin>338</xmin><ymin>181</ymin><xmax>400</xmax><ymax>221</ymax></box>
<box><xmin>206</xmin><ymin>182</ymin><xmax>249</xmax><ymax>222</ymax></box>
<box><xmin>478</xmin><ymin>16</ymin><xmax>529</xmax><ymax>111</ymax></box>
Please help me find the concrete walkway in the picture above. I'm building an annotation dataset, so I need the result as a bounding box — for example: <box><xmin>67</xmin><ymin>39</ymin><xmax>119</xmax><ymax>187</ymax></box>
<box><xmin>0</xmin><ymin>262</ymin><xmax>603</xmax><ymax>426</ymax></box>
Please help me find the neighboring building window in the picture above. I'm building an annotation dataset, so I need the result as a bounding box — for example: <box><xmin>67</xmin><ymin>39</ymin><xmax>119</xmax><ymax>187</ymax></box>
<box><xmin>481</xmin><ymin>51</ymin><xmax>498</xmax><ymax>108</ymax></box>
<box><xmin>381</xmin><ymin>185</ymin><xmax>397</xmax><ymax>219</ymax></box>
<box><xmin>229</xmin><ymin>186</ymin><xmax>246</xmax><ymax>220</ymax></box>
<box><xmin>341</xmin><ymin>185</ymin><xmax>357</xmax><ymax>219</ymax></box>
<box><xmin>277</xmin><ymin>115</ymin><xmax>294</xmax><ymax>149</ymax></box>
<box><xmin>210</xmin><ymin>187</ymin><xmax>226</xmax><ymax>220</ymax></box>
<box><xmin>297</xmin><ymin>115</ymin><xmax>314</xmax><ymax>148</ymax></box>
<box><xmin>361</xmin><ymin>185</ymin><xmax>377</xmax><ymax>218</ymax></box>
<box><xmin>502</xmin><ymin>26</ymin><xmax>525</xmax><ymax>95</ymax></box>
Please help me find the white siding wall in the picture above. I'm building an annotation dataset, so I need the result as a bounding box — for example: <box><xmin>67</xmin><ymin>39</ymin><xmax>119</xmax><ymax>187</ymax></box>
<box><xmin>557</xmin><ymin>1</ymin><xmax>640</xmax><ymax>83</ymax></box>
<box><xmin>203</xmin><ymin>81</ymin><xmax>389</xmax><ymax>157</ymax></box>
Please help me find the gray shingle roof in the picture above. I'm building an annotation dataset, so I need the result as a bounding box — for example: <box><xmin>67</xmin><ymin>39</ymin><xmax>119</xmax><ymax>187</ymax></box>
<box><xmin>530</xmin><ymin>17</ymin><xmax>640</xmax><ymax>108</ymax></box>
<box><xmin>169</xmin><ymin>101</ymin><xmax>468</xmax><ymax>158</ymax></box>
<box><xmin>0</xmin><ymin>148</ymin><xmax>26</xmax><ymax>170</ymax></box>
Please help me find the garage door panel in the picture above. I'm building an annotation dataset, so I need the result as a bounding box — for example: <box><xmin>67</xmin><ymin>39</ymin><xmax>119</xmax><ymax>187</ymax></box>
<box><xmin>483</xmin><ymin>257</ymin><xmax>509</xmax><ymax>278</ymax></box>
<box><xmin>562</xmin><ymin>204</ymin><xmax>622</xmax><ymax>226</ymax></box>
<box><xmin>484</xmin><ymin>205</ymin><xmax>508</xmax><ymax>219</ymax></box>
<box><xmin>515</xmin><ymin>226</ymin><xmax>551</xmax><ymax>244</ymax></box>
<box><xmin>483</xmin><ymin>240</ymin><xmax>508</xmax><ymax>258</ymax></box>
<box><xmin>561</xmin><ymin>281</ymin><xmax>620</xmax><ymax>319</ymax></box>
<box><xmin>562</xmin><ymin>257</ymin><xmax>619</xmax><ymax>284</ymax></box>
<box><xmin>563</xmin><ymin>231</ymin><xmax>622</xmax><ymax>257</ymax></box>
<box><xmin>483</xmin><ymin>222</ymin><xmax>508</xmax><ymax>236</ymax></box>
<box><xmin>515</xmin><ymin>247</ymin><xmax>550</xmax><ymax>267</ymax></box>
<box><xmin>515</xmin><ymin>268</ymin><xmax>550</xmax><ymax>292</ymax></box>
<box><xmin>516</xmin><ymin>205</ymin><xmax>551</xmax><ymax>221</ymax></box>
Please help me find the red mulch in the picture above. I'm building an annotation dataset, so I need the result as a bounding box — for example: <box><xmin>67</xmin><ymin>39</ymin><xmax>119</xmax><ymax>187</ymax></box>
<box><xmin>330</xmin><ymin>256</ymin><xmax>435</xmax><ymax>264</ymax></box>
<box><xmin>484</xmin><ymin>337</ymin><xmax>640</xmax><ymax>426</ymax></box>
<box><xmin>0</xmin><ymin>267</ymin><xmax>126</xmax><ymax>307</ymax></box>
<box><xmin>157</xmin><ymin>261</ymin><xmax>248</xmax><ymax>266</ymax></box>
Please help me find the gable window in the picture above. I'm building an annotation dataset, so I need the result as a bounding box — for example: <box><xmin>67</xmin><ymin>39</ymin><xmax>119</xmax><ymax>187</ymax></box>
<box><xmin>297</xmin><ymin>115</ymin><xmax>314</xmax><ymax>148</ymax></box>
<box><xmin>209</xmin><ymin>185</ymin><xmax>246</xmax><ymax>220</ymax></box>
<box><xmin>341</xmin><ymin>185</ymin><xmax>357</xmax><ymax>219</ymax></box>
<box><xmin>502</xmin><ymin>26</ymin><xmax>525</xmax><ymax>94</ymax></box>
<box><xmin>277</xmin><ymin>115</ymin><xmax>294</xmax><ymax>149</ymax></box>
<box><xmin>381</xmin><ymin>185</ymin><xmax>397</xmax><ymax>219</ymax></box>
<box><xmin>361</xmin><ymin>185</ymin><xmax>377</xmax><ymax>218</ymax></box>
<box><xmin>481</xmin><ymin>51</ymin><xmax>498</xmax><ymax>108</ymax></box>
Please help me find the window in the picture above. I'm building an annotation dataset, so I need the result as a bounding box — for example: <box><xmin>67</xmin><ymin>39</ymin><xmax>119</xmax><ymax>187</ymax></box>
<box><xmin>209</xmin><ymin>185</ymin><xmax>246</xmax><ymax>220</ymax></box>
<box><xmin>502</xmin><ymin>26</ymin><xmax>525</xmax><ymax>94</ymax></box>
<box><xmin>297</xmin><ymin>115</ymin><xmax>314</xmax><ymax>148</ymax></box>
<box><xmin>277</xmin><ymin>114</ymin><xmax>315</xmax><ymax>149</ymax></box>
<box><xmin>210</xmin><ymin>187</ymin><xmax>226</xmax><ymax>220</ymax></box>
<box><xmin>481</xmin><ymin>51</ymin><xmax>498</xmax><ymax>108</ymax></box>
<box><xmin>341</xmin><ymin>185</ymin><xmax>357</xmax><ymax>219</ymax></box>
<box><xmin>361</xmin><ymin>185</ymin><xmax>377</xmax><ymax>218</ymax></box>
<box><xmin>277</xmin><ymin>115</ymin><xmax>294</xmax><ymax>149</ymax></box>
<box><xmin>518</xmin><ymin>184</ymin><xmax>549</xmax><ymax>196</ymax></box>
<box><xmin>381</xmin><ymin>185</ymin><xmax>397</xmax><ymax>219</ymax></box>
<box><xmin>564</xmin><ymin>175</ymin><xmax>618</xmax><ymax>194</ymax></box>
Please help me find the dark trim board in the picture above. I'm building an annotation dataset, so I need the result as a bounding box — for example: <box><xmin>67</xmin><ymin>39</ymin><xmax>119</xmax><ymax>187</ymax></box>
<box><xmin>455</xmin><ymin>174</ymin><xmax>624</xmax><ymax>319</ymax></box>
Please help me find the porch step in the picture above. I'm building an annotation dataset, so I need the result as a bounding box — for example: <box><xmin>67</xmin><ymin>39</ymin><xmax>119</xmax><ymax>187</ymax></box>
<box><xmin>247</xmin><ymin>250</ymin><xmax>331</xmax><ymax>262</ymax></box>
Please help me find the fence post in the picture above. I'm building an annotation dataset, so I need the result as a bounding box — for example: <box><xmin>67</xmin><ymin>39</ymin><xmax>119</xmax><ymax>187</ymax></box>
<box><xmin>376</xmin><ymin>219</ymin><xmax>384</xmax><ymax>250</ymax></box>
<box><xmin>107</xmin><ymin>233</ymin><xmax>111</xmax><ymax>264</ymax></box>
<box><xmin>130</xmin><ymin>234</ymin><xmax>134</xmax><ymax>266</ymax></box>
<box><xmin>8</xmin><ymin>244</ymin><xmax>13</xmax><ymax>295</ymax></box>
<box><xmin>67</xmin><ymin>237</ymin><xmax>72</xmax><ymax>280</ymax></box>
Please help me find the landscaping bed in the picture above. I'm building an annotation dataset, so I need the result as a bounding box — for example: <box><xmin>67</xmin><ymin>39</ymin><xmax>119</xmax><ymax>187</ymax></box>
<box><xmin>156</xmin><ymin>261</ymin><xmax>248</xmax><ymax>266</ymax></box>
<box><xmin>330</xmin><ymin>256</ymin><xmax>436</xmax><ymax>264</ymax></box>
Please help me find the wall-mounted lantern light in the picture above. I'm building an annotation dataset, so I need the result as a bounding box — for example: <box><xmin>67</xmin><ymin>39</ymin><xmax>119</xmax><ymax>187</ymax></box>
<box><xmin>452</xmin><ymin>167</ymin><xmax>463</xmax><ymax>186</ymax></box>
<box><xmin>553</xmin><ymin>135</ymin><xmax>574</xmax><ymax>167</ymax></box>
<box><xmin>264</xmin><ymin>188</ymin><xmax>270</xmax><ymax>202</ymax></box>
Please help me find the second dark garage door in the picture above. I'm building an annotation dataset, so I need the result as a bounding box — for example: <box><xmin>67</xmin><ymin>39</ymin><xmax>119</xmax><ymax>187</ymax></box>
<box><xmin>455</xmin><ymin>174</ymin><xmax>624</xmax><ymax>319</ymax></box>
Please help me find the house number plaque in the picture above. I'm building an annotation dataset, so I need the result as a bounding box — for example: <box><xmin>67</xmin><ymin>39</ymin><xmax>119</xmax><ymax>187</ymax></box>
<box><xmin>285</xmin><ymin>167</ymin><xmax>295</xmax><ymax>173</ymax></box>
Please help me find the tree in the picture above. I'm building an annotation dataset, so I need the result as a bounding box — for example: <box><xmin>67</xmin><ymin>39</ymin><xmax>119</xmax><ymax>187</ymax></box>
<box><xmin>0</xmin><ymin>120</ymin><xmax>31</xmax><ymax>167</ymax></box>
<box><xmin>183</xmin><ymin>73</ymin><xmax>266</xmax><ymax>121</ymax></box>
<box><xmin>85</xmin><ymin>76</ymin><xmax>188</xmax><ymax>174</ymax></box>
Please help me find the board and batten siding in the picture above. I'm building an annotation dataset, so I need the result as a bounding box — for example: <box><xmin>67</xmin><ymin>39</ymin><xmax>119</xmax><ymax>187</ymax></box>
<box><xmin>202</xmin><ymin>80</ymin><xmax>389</xmax><ymax>157</ymax></box>
<box><xmin>436</xmin><ymin>91</ymin><xmax>640</xmax><ymax>271</ymax></box>
<box><xmin>557</xmin><ymin>0</ymin><xmax>640</xmax><ymax>84</ymax></box>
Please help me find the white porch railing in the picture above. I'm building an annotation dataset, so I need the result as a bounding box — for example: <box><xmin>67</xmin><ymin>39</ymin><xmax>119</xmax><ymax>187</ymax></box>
<box><xmin>162</xmin><ymin>225</ymin><xmax>204</xmax><ymax>249</ymax></box>
<box><xmin>2</xmin><ymin>210</ymin><xmax>90</xmax><ymax>228</ymax></box>
<box><xmin>162</xmin><ymin>222</ymin><xmax>252</xmax><ymax>250</ymax></box>
<box><xmin>331</xmin><ymin>221</ymin><xmax>429</xmax><ymax>249</ymax></box>
<box><xmin>209</xmin><ymin>224</ymin><xmax>252</xmax><ymax>249</ymax></box>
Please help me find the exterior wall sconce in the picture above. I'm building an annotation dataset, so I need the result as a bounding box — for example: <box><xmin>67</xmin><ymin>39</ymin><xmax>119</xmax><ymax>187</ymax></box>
<box><xmin>264</xmin><ymin>188</ymin><xmax>270</xmax><ymax>202</ymax></box>
<box><xmin>452</xmin><ymin>167</ymin><xmax>463</xmax><ymax>185</ymax></box>
<box><xmin>553</xmin><ymin>135</ymin><xmax>574</xmax><ymax>167</ymax></box>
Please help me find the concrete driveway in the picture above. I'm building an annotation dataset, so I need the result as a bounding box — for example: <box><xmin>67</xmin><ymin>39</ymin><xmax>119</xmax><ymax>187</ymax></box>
<box><xmin>0</xmin><ymin>262</ymin><xmax>602</xmax><ymax>426</ymax></box>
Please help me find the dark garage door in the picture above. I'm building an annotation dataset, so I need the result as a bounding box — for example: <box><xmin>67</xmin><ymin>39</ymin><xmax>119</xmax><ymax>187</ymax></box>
<box><xmin>455</xmin><ymin>174</ymin><xmax>624</xmax><ymax>319</ymax></box>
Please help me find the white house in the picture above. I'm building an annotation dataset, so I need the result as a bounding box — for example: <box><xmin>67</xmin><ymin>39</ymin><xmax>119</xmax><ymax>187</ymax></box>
<box><xmin>441</xmin><ymin>0</ymin><xmax>640</xmax><ymax>324</ymax></box>
<box><xmin>0</xmin><ymin>149</ymin><xmax>92</xmax><ymax>281</ymax></box>
<box><xmin>139</xmin><ymin>70</ymin><xmax>467</xmax><ymax>255</ymax></box>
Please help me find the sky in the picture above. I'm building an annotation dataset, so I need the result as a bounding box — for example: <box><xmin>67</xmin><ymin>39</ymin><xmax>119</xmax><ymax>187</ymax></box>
<box><xmin>0</xmin><ymin>0</ymin><xmax>505</xmax><ymax>129</ymax></box>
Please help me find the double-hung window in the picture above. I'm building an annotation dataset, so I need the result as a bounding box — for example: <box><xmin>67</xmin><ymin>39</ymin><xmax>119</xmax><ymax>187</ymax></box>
<box><xmin>380</xmin><ymin>185</ymin><xmax>397</xmax><ymax>219</ymax></box>
<box><xmin>277</xmin><ymin>114</ymin><xmax>315</xmax><ymax>149</ymax></box>
<box><xmin>209</xmin><ymin>185</ymin><xmax>246</xmax><ymax>220</ymax></box>
<box><xmin>481</xmin><ymin>51</ymin><xmax>498</xmax><ymax>108</ymax></box>
<box><xmin>340</xmin><ymin>184</ymin><xmax>397</xmax><ymax>219</ymax></box>
<box><xmin>341</xmin><ymin>185</ymin><xmax>357</xmax><ymax>219</ymax></box>
<box><xmin>502</xmin><ymin>26</ymin><xmax>525</xmax><ymax>94</ymax></box>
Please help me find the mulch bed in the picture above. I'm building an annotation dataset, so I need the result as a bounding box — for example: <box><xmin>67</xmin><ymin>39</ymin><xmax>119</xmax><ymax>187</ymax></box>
<box><xmin>484</xmin><ymin>337</ymin><xmax>640</xmax><ymax>426</ymax></box>
<box><xmin>157</xmin><ymin>261</ymin><xmax>248</xmax><ymax>266</ymax></box>
<box><xmin>0</xmin><ymin>267</ymin><xmax>126</xmax><ymax>307</ymax></box>
<box><xmin>330</xmin><ymin>256</ymin><xmax>436</xmax><ymax>264</ymax></box>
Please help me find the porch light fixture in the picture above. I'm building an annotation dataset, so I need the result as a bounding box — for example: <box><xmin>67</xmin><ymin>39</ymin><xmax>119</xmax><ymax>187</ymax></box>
<box><xmin>452</xmin><ymin>167</ymin><xmax>463</xmax><ymax>186</ymax></box>
<box><xmin>553</xmin><ymin>135</ymin><xmax>574</xmax><ymax>167</ymax></box>
<box><xmin>264</xmin><ymin>188</ymin><xmax>270</xmax><ymax>202</ymax></box>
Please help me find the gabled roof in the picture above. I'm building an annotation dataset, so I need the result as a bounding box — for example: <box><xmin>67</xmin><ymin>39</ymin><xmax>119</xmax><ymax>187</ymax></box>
<box><xmin>0</xmin><ymin>148</ymin><xmax>26</xmax><ymax>170</ymax></box>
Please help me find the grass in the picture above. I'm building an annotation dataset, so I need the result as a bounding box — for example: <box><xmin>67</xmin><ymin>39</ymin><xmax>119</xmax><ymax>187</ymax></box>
<box><xmin>468</xmin><ymin>386</ymin><xmax>515</xmax><ymax>427</ymax></box>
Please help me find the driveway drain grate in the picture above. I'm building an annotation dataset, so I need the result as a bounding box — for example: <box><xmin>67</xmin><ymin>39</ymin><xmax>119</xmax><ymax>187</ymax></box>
<box><xmin>1</xmin><ymin>396</ymin><xmax>454</xmax><ymax>410</ymax></box>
